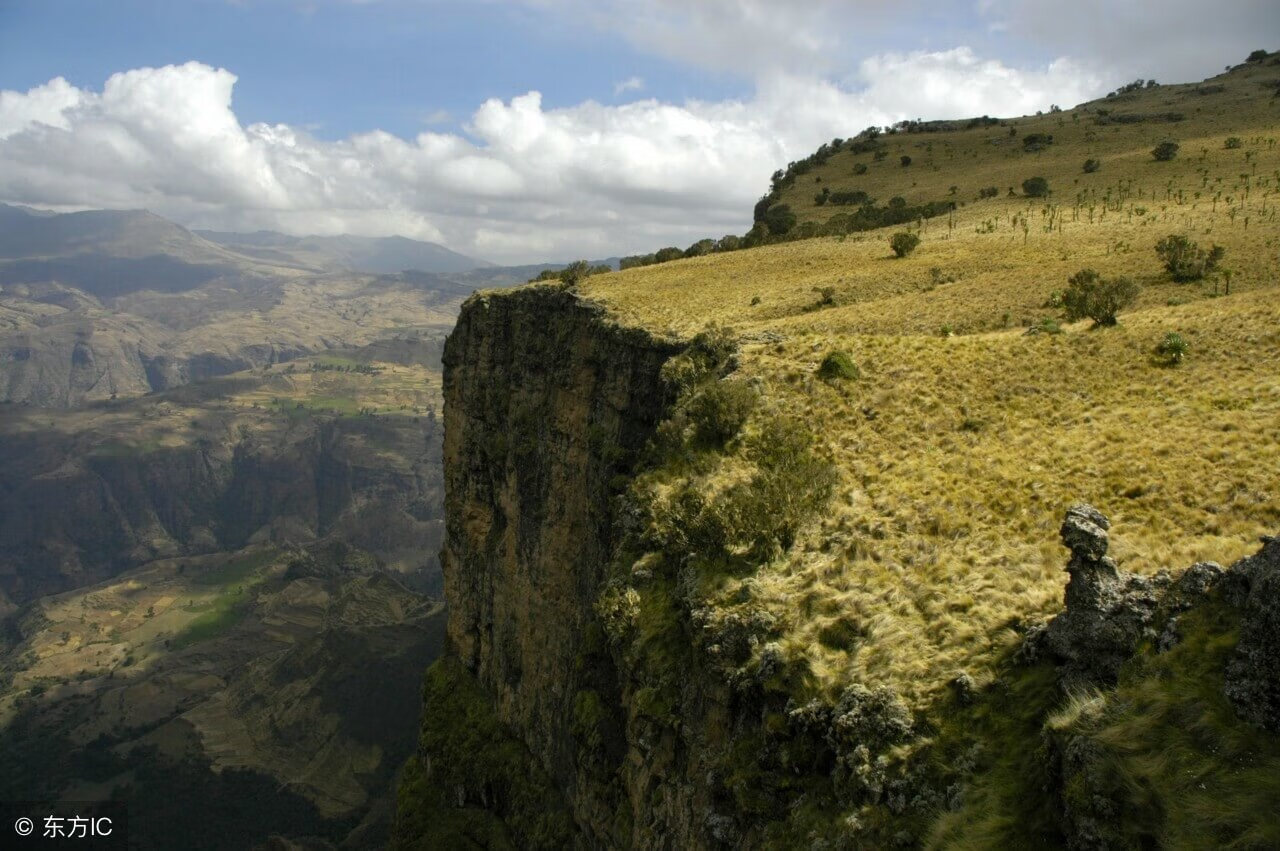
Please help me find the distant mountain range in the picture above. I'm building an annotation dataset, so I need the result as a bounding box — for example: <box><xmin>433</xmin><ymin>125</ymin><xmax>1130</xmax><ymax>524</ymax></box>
<box><xmin>0</xmin><ymin>203</ymin><xmax>621</xmax><ymax>406</ymax></box>
<box><xmin>195</xmin><ymin>228</ymin><xmax>491</xmax><ymax>275</ymax></box>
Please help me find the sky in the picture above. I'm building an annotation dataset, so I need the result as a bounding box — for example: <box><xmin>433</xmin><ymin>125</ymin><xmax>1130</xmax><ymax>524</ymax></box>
<box><xmin>0</xmin><ymin>1</ymin><xmax>1276</xmax><ymax>264</ymax></box>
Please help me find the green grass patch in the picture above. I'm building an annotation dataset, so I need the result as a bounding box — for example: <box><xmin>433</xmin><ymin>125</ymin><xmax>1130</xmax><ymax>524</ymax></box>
<box><xmin>191</xmin><ymin>549</ymin><xmax>276</xmax><ymax>587</ymax></box>
<box><xmin>925</xmin><ymin>662</ymin><xmax>1064</xmax><ymax>849</ymax></box>
<box><xmin>303</xmin><ymin>395</ymin><xmax>362</xmax><ymax>415</ymax></box>
<box><xmin>89</xmin><ymin>437</ymin><xmax>164</xmax><ymax>458</ymax></box>
<box><xmin>169</xmin><ymin>590</ymin><xmax>249</xmax><ymax>650</ymax></box>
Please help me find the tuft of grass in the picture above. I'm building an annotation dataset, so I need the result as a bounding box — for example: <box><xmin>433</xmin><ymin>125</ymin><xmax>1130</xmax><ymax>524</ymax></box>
<box><xmin>816</xmin><ymin>350</ymin><xmax>860</xmax><ymax>381</ymax></box>
<box><xmin>925</xmin><ymin>663</ymin><xmax>1064</xmax><ymax>849</ymax></box>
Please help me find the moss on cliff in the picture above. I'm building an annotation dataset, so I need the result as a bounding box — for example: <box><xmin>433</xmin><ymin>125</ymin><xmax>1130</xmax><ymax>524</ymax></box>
<box><xmin>393</xmin><ymin>657</ymin><xmax>575</xmax><ymax>850</ymax></box>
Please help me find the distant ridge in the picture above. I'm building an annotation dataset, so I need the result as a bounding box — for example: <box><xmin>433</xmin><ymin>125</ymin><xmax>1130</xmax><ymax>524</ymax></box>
<box><xmin>196</xmin><ymin>228</ymin><xmax>491</xmax><ymax>275</ymax></box>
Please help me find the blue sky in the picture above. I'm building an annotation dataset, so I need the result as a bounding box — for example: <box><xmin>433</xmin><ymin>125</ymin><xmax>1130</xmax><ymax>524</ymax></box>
<box><xmin>0</xmin><ymin>0</ymin><xmax>750</xmax><ymax>140</ymax></box>
<box><xmin>0</xmin><ymin>0</ymin><xmax>1275</xmax><ymax>263</ymax></box>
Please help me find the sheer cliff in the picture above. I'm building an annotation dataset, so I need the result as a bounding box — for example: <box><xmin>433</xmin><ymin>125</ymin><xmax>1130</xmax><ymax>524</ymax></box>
<box><xmin>396</xmin><ymin>281</ymin><xmax>1280</xmax><ymax>849</ymax></box>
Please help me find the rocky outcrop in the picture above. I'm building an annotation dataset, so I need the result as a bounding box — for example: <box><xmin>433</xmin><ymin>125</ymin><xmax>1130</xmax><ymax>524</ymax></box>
<box><xmin>1039</xmin><ymin>504</ymin><xmax>1167</xmax><ymax>689</ymax></box>
<box><xmin>1224</xmin><ymin>535</ymin><xmax>1280</xmax><ymax>730</ymax></box>
<box><xmin>1027</xmin><ymin>509</ymin><xmax>1280</xmax><ymax>849</ymax></box>
<box><xmin>1035</xmin><ymin>503</ymin><xmax>1280</xmax><ymax>728</ymax></box>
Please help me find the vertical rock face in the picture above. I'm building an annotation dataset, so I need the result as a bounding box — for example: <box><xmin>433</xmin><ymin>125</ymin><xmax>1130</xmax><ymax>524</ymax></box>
<box><xmin>439</xmin><ymin>286</ymin><xmax>681</xmax><ymax>829</ymax></box>
<box><xmin>1224</xmin><ymin>536</ymin><xmax>1280</xmax><ymax>730</ymax></box>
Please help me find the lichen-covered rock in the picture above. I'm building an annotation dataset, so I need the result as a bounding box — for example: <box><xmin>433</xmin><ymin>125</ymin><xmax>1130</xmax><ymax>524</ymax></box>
<box><xmin>1060</xmin><ymin>503</ymin><xmax>1111</xmax><ymax>563</ymax></box>
<box><xmin>1042</xmin><ymin>504</ymin><xmax>1166</xmax><ymax>689</ymax></box>
<box><xmin>827</xmin><ymin>684</ymin><xmax>914</xmax><ymax>803</ymax></box>
<box><xmin>1157</xmin><ymin>561</ymin><xmax>1225</xmax><ymax>651</ymax></box>
<box><xmin>1224</xmin><ymin>536</ymin><xmax>1280</xmax><ymax>730</ymax></box>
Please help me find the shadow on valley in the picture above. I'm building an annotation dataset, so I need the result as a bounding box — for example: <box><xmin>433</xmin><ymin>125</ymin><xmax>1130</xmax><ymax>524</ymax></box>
<box><xmin>0</xmin><ymin>255</ymin><xmax>234</xmax><ymax>298</ymax></box>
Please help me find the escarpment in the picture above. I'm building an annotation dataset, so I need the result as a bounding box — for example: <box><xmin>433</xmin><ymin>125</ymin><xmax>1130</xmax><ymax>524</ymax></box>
<box><xmin>425</xmin><ymin>286</ymin><xmax>682</xmax><ymax>842</ymax></box>
<box><xmin>398</xmin><ymin>283</ymin><xmax>1280</xmax><ymax>849</ymax></box>
<box><xmin>0</xmin><ymin>405</ymin><xmax>444</xmax><ymax>609</ymax></box>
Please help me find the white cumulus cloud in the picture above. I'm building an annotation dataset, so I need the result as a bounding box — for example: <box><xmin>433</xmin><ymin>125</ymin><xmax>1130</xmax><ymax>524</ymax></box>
<box><xmin>0</xmin><ymin>53</ymin><xmax>1104</xmax><ymax>263</ymax></box>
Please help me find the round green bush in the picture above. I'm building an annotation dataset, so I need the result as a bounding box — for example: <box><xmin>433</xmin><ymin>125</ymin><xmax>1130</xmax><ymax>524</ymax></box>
<box><xmin>817</xmin><ymin>350</ymin><xmax>860</xmax><ymax>381</ymax></box>
<box><xmin>1152</xmin><ymin>140</ymin><xmax>1180</xmax><ymax>161</ymax></box>
<box><xmin>1022</xmin><ymin>176</ymin><xmax>1050</xmax><ymax>197</ymax></box>
<box><xmin>890</xmin><ymin>231</ymin><xmax>921</xmax><ymax>258</ymax></box>
<box><xmin>688</xmin><ymin>380</ymin><xmax>757</xmax><ymax>446</ymax></box>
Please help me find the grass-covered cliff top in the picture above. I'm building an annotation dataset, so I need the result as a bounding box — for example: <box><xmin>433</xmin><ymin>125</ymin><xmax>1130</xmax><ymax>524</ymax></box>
<box><xmin>575</xmin><ymin>54</ymin><xmax>1280</xmax><ymax>708</ymax></box>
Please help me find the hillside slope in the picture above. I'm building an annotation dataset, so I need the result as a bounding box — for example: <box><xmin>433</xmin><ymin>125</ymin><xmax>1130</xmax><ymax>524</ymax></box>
<box><xmin>396</xmin><ymin>52</ymin><xmax>1280</xmax><ymax>848</ymax></box>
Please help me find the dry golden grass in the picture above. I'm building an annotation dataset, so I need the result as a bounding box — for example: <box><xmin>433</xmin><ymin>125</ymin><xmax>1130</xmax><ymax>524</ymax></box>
<box><xmin>577</xmin><ymin>60</ymin><xmax>1280</xmax><ymax>708</ymax></box>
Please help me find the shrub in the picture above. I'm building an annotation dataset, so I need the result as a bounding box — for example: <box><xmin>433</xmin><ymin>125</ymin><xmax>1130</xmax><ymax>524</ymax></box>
<box><xmin>1022</xmin><ymin>176</ymin><xmax>1050</xmax><ymax>197</ymax></box>
<box><xmin>684</xmin><ymin>238</ymin><xmax>716</xmax><ymax>258</ymax></box>
<box><xmin>1224</xmin><ymin>137</ymin><xmax>1243</xmax><ymax>149</ymax></box>
<box><xmin>900</xmin><ymin>155</ymin><xmax>912</xmax><ymax>167</ymax></box>
<box><xmin>1062</xmin><ymin>268</ymin><xmax>1140</xmax><ymax>327</ymax></box>
<box><xmin>619</xmin><ymin>254</ymin><xmax>655</xmax><ymax>270</ymax></box>
<box><xmin>853</xmin><ymin>163</ymin><xmax>868</xmax><ymax>175</ymax></box>
<box><xmin>1022</xmin><ymin>133</ymin><xmax>1054</xmax><ymax>152</ymax></box>
<box><xmin>653</xmin><ymin>246</ymin><xmax>684</xmax><ymax>263</ymax></box>
<box><xmin>1083</xmin><ymin>158</ymin><xmax>1101</xmax><ymax>173</ymax></box>
<box><xmin>763</xmin><ymin>204</ymin><xmax>797</xmax><ymax>235</ymax></box>
<box><xmin>1031</xmin><ymin>317</ymin><xmax>1062</xmax><ymax>335</ymax></box>
<box><xmin>729</xmin><ymin>417</ymin><xmax>836</xmax><ymax>560</ymax></box>
<box><xmin>890</xmin><ymin>231</ymin><xmax>921</xmax><ymax>258</ymax></box>
<box><xmin>817</xmin><ymin>351</ymin><xmax>859</xmax><ymax>381</ymax></box>
<box><xmin>688</xmin><ymin>380</ymin><xmax>757</xmax><ymax>447</ymax></box>
<box><xmin>716</xmin><ymin>234</ymin><xmax>741</xmax><ymax>252</ymax></box>
<box><xmin>753</xmin><ymin>195</ymin><xmax>774</xmax><ymax>222</ymax></box>
<box><xmin>828</xmin><ymin>190</ymin><xmax>871</xmax><ymax>206</ymax></box>
<box><xmin>559</xmin><ymin>260</ymin><xmax>592</xmax><ymax>286</ymax></box>
<box><xmin>978</xmin><ymin>186</ymin><xmax>999</xmax><ymax>199</ymax></box>
<box><xmin>1247</xmin><ymin>49</ymin><xmax>1268</xmax><ymax>63</ymax></box>
<box><xmin>1155</xmin><ymin>235</ymin><xmax>1225</xmax><ymax>282</ymax></box>
<box><xmin>888</xmin><ymin>196</ymin><xmax>907</xmax><ymax>209</ymax></box>
<box><xmin>1152</xmin><ymin>140</ymin><xmax>1180</xmax><ymax>161</ymax></box>
<box><xmin>1156</xmin><ymin>332</ymin><xmax>1189</xmax><ymax>365</ymax></box>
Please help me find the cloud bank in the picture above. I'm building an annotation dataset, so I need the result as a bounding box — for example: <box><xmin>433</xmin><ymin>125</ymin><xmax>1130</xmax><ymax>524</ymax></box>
<box><xmin>0</xmin><ymin>48</ymin><xmax>1110</xmax><ymax>263</ymax></box>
